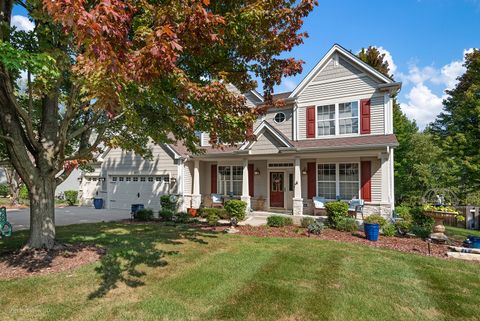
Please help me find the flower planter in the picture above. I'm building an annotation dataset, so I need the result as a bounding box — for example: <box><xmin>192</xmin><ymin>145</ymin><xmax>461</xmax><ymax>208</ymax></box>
<box><xmin>364</xmin><ymin>223</ymin><xmax>380</xmax><ymax>241</ymax></box>
<box><xmin>93</xmin><ymin>198</ymin><xmax>104</xmax><ymax>209</ymax></box>
<box><xmin>188</xmin><ymin>208</ymin><xmax>198</xmax><ymax>217</ymax></box>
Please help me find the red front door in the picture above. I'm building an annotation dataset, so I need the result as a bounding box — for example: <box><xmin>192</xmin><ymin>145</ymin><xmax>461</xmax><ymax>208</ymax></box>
<box><xmin>270</xmin><ymin>172</ymin><xmax>284</xmax><ymax>208</ymax></box>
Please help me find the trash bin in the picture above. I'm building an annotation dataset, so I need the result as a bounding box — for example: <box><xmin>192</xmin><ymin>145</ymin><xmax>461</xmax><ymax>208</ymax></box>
<box><xmin>131</xmin><ymin>204</ymin><xmax>145</xmax><ymax>219</ymax></box>
<box><xmin>93</xmin><ymin>198</ymin><xmax>104</xmax><ymax>209</ymax></box>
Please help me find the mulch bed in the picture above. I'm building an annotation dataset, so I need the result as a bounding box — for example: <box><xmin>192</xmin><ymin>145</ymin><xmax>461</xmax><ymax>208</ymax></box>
<box><xmin>0</xmin><ymin>243</ymin><xmax>105</xmax><ymax>279</ymax></box>
<box><xmin>236</xmin><ymin>225</ymin><xmax>462</xmax><ymax>259</ymax></box>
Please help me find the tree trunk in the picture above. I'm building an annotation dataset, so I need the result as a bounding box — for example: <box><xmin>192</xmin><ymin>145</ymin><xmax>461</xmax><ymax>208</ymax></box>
<box><xmin>27</xmin><ymin>176</ymin><xmax>56</xmax><ymax>249</ymax></box>
<box><xmin>4</xmin><ymin>166</ymin><xmax>20</xmax><ymax>205</ymax></box>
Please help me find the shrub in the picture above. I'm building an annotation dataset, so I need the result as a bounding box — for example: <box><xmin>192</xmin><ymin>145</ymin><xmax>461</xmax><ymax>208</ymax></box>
<box><xmin>336</xmin><ymin>216</ymin><xmax>357</xmax><ymax>232</ymax></box>
<box><xmin>300</xmin><ymin>217</ymin><xmax>316</xmax><ymax>228</ymax></box>
<box><xmin>325</xmin><ymin>201</ymin><xmax>349</xmax><ymax>228</ymax></box>
<box><xmin>411</xmin><ymin>206</ymin><xmax>434</xmax><ymax>228</ymax></box>
<box><xmin>160</xmin><ymin>195</ymin><xmax>176</xmax><ymax>212</ymax></box>
<box><xmin>64</xmin><ymin>190</ymin><xmax>78</xmax><ymax>206</ymax></box>
<box><xmin>198</xmin><ymin>207</ymin><xmax>229</xmax><ymax>219</ymax></box>
<box><xmin>136</xmin><ymin>208</ymin><xmax>154</xmax><ymax>221</ymax></box>
<box><xmin>382</xmin><ymin>223</ymin><xmax>396</xmax><ymax>237</ymax></box>
<box><xmin>224</xmin><ymin>200</ymin><xmax>247</xmax><ymax>221</ymax></box>
<box><xmin>206</xmin><ymin>213</ymin><xmax>219</xmax><ymax>226</ymax></box>
<box><xmin>19</xmin><ymin>185</ymin><xmax>29</xmax><ymax>200</ymax></box>
<box><xmin>0</xmin><ymin>184</ymin><xmax>9</xmax><ymax>197</ymax></box>
<box><xmin>267</xmin><ymin>215</ymin><xmax>293</xmax><ymax>227</ymax></box>
<box><xmin>174</xmin><ymin>212</ymin><xmax>191</xmax><ymax>223</ymax></box>
<box><xmin>158</xmin><ymin>209</ymin><xmax>174</xmax><ymax>221</ymax></box>
<box><xmin>364</xmin><ymin>214</ymin><xmax>387</xmax><ymax>227</ymax></box>
<box><xmin>411</xmin><ymin>224</ymin><xmax>431</xmax><ymax>239</ymax></box>
<box><xmin>307</xmin><ymin>222</ymin><xmax>324</xmax><ymax>235</ymax></box>
<box><xmin>395</xmin><ymin>219</ymin><xmax>412</xmax><ymax>235</ymax></box>
<box><xmin>395</xmin><ymin>206</ymin><xmax>413</xmax><ymax>222</ymax></box>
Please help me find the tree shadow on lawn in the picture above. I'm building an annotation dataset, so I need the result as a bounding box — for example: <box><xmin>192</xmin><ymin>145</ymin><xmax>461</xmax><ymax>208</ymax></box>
<box><xmin>80</xmin><ymin>223</ymin><xmax>219</xmax><ymax>299</ymax></box>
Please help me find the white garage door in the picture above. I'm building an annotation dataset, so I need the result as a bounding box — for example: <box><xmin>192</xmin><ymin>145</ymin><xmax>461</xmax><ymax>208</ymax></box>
<box><xmin>108</xmin><ymin>175</ymin><xmax>170</xmax><ymax>210</ymax></box>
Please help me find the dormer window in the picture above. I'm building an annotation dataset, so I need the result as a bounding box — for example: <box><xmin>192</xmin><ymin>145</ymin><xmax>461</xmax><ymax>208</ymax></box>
<box><xmin>274</xmin><ymin>112</ymin><xmax>286</xmax><ymax>123</ymax></box>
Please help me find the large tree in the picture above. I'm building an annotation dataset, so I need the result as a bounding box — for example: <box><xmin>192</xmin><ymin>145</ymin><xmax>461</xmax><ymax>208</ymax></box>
<box><xmin>430</xmin><ymin>49</ymin><xmax>480</xmax><ymax>201</ymax></box>
<box><xmin>0</xmin><ymin>0</ymin><xmax>317</xmax><ymax>248</ymax></box>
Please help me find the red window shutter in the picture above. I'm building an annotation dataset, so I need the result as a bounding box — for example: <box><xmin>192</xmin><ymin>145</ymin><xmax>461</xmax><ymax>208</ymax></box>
<box><xmin>211</xmin><ymin>164</ymin><xmax>217</xmax><ymax>193</ymax></box>
<box><xmin>248</xmin><ymin>164</ymin><xmax>254</xmax><ymax>197</ymax></box>
<box><xmin>307</xmin><ymin>162</ymin><xmax>316</xmax><ymax>199</ymax></box>
<box><xmin>360</xmin><ymin>99</ymin><xmax>371</xmax><ymax>134</ymax></box>
<box><xmin>361</xmin><ymin>161</ymin><xmax>372</xmax><ymax>202</ymax></box>
<box><xmin>306</xmin><ymin>106</ymin><xmax>316</xmax><ymax>138</ymax></box>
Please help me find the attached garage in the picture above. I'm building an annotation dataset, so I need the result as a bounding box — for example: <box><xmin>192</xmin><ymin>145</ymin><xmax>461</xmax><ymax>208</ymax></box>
<box><xmin>108</xmin><ymin>175</ymin><xmax>171</xmax><ymax>210</ymax></box>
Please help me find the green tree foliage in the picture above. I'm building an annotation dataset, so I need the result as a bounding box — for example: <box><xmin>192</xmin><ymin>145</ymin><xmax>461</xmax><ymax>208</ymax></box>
<box><xmin>0</xmin><ymin>0</ymin><xmax>317</xmax><ymax>248</ymax></box>
<box><xmin>430</xmin><ymin>49</ymin><xmax>480</xmax><ymax>201</ymax></box>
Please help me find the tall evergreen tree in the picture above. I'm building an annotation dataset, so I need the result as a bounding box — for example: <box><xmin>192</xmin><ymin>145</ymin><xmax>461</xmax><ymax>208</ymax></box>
<box><xmin>430</xmin><ymin>49</ymin><xmax>480</xmax><ymax>200</ymax></box>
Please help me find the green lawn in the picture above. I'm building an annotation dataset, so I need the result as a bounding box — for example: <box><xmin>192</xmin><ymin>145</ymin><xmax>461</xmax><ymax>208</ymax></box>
<box><xmin>446</xmin><ymin>225</ymin><xmax>480</xmax><ymax>241</ymax></box>
<box><xmin>1</xmin><ymin>223</ymin><xmax>480</xmax><ymax>321</ymax></box>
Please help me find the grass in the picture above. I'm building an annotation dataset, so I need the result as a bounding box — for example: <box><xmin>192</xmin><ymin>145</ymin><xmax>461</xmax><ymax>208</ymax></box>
<box><xmin>1</xmin><ymin>223</ymin><xmax>480</xmax><ymax>321</ymax></box>
<box><xmin>445</xmin><ymin>225</ymin><xmax>480</xmax><ymax>241</ymax></box>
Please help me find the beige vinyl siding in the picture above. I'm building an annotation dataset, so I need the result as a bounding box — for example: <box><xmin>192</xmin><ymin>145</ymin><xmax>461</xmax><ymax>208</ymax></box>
<box><xmin>298</xmin><ymin>75</ymin><xmax>378</xmax><ymax>104</ymax></box>
<box><xmin>102</xmin><ymin>145</ymin><xmax>177</xmax><ymax>175</ymax></box>
<box><xmin>250</xmin><ymin>131</ymin><xmax>282</xmax><ymax>155</ymax></box>
<box><xmin>370</xmin><ymin>95</ymin><xmax>385</xmax><ymax>135</ymax></box>
<box><xmin>183</xmin><ymin>161</ymin><xmax>193</xmax><ymax>195</ymax></box>
<box><xmin>250</xmin><ymin>160</ymin><xmax>268</xmax><ymax>199</ymax></box>
<box><xmin>368</xmin><ymin>157</ymin><xmax>382</xmax><ymax>203</ymax></box>
<box><xmin>202</xmin><ymin>133</ymin><xmax>211</xmax><ymax>146</ymax></box>
<box><xmin>264</xmin><ymin>107</ymin><xmax>293</xmax><ymax>139</ymax></box>
<box><xmin>314</xmin><ymin>57</ymin><xmax>362</xmax><ymax>82</ymax></box>
<box><xmin>298</xmin><ymin>107</ymin><xmax>307</xmax><ymax>140</ymax></box>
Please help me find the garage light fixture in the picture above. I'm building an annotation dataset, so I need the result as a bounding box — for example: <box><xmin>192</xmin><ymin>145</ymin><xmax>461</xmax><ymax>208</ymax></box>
<box><xmin>170</xmin><ymin>177</ymin><xmax>177</xmax><ymax>184</ymax></box>
<box><xmin>254</xmin><ymin>168</ymin><xmax>260</xmax><ymax>175</ymax></box>
<box><xmin>98</xmin><ymin>177</ymin><xmax>106</xmax><ymax>182</ymax></box>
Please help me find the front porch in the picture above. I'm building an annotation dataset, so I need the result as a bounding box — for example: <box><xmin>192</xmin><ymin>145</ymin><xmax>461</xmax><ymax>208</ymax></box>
<box><xmin>181</xmin><ymin>149</ymin><xmax>394</xmax><ymax>217</ymax></box>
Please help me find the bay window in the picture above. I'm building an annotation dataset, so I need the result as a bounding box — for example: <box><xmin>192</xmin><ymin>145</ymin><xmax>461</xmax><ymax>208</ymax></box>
<box><xmin>317</xmin><ymin>101</ymin><xmax>359</xmax><ymax>136</ymax></box>
<box><xmin>218</xmin><ymin>165</ymin><xmax>243</xmax><ymax>196</ymax></box>
<box><xmin>317</xmin><ymin>163</ymin><xmax>360</xmax><ymax>200</ymax></box>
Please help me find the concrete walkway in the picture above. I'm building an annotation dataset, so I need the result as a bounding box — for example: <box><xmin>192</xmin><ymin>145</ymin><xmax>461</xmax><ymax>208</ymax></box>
<box><xmin>6</xmin><ymin>207</ymin><xmax>131</xmax><ymax>231</ymax></box>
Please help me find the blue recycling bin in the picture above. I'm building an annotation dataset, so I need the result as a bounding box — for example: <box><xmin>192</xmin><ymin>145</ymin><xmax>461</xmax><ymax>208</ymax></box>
<box><xmin>364</xmin><ymin>223</ymin><xmax>380</xmax><ymax>241</ymax></box>
<box><xmin>93</xmin><ymin>198</ymin><xmax>104</xmax><ymax>209</ymax></box>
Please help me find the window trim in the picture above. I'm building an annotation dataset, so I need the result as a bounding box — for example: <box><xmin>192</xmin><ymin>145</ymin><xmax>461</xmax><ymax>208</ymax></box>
<box><xmin>316</xmin><ymin>162</ymin><xmax>361</xmax><ymax>201</ymax></box>
<box><xmin>217</xmin><ymin>164</ymin><xmax>243</xmax><ymax>196</ymax></box>
<box><xmin>273</xmin><ymin>112</ymin><xmax>286</xmax><ymax>124</ymax></box>
<box><xmin>315</xmin><ymin>100</ymin><xmax>360</xmax><ymax>138</ymax></box>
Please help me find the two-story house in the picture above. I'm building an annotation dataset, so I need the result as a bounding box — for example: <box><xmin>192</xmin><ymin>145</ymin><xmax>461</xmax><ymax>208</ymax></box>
<box><xmin>79</xmin><ymin>44</ymin><xmax>400</xmax><ymax>217</ymax></box>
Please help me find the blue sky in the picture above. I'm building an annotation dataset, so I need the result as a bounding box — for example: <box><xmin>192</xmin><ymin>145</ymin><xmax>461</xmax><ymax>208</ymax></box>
<box><xmin>269</xmin><ymin>0</ymin><xmax>480</xmax><ymax>128</ymax></box>
<box><xmin>10</xmin><ymin>0</ymin><xmax>480</xmax><ymax>128</ymax></box>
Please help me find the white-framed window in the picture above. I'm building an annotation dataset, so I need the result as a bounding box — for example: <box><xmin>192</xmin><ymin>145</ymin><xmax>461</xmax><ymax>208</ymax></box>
<box><xmin>148</xmin><ymin>177</ymin><xmax>154</xmax><ymax>182</ymax></box>
<box><xmin>125</xmin><ymin>177</ymin><xmax>131</xmax><ymax>182</ymax></box>
<box><xmin>111</xmin><ymin>177</ymin><xmax>117</xmax><ymax>182</ymax></box>
<box><xmin>317</xmin><ymin>163</ymin><xmax>360</xmax><ymax>200</ymax></box>
<box><xmin>218</xmin><ymin>165</ymin><xmax>243</xmax><ymax>196</ymax></box>
<box><xmin>119</xmin><ymin>177</ymin><xmax>124</xmax><ymax>182</ymax></box>
<box><xmin>317</xmin><ymin>164</ymin><xmax>336</xmax><ymax>199</ymax></box>
<box><xmin>274</xmin><ymin>112</ymin><xmax>286</xmax><ymax>123</ymax></box>
<box><xmin>338</xmin><ymin>102</ymin><xmax>359</xmax><ymax>135</ymax></box>
<box><xmin>339</xmin><ymin>163</ymin><xmax>359</xmax><ymax>199</ymax></box>
<box><xmin>140</xmin><ymin>177</ymin><xmax>146</xmax><ymax>182</ymax></box>
<box><xmin>317</xmin><ymin>104</ymin><xmax>336</xmax><ymax>136</ymax></box>
<box><xmin>133</xmin><ymin>177</ymin><xmax>138</xmax><ymax>182</ymax></box>
<box><xmin>316</xmin><ymin>101</ymin><xmax>359</xmax><ymax>137</ymax></box>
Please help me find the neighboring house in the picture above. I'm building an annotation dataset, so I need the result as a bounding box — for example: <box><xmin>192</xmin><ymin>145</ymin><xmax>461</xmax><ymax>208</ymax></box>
<box><xmin>79</xmin><ymin>44</ymin><xmax>400</xmax><ymax>217</ymax></box>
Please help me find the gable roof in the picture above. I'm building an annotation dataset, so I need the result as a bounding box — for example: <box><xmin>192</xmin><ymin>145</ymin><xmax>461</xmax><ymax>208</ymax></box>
<box><xmin>289</xmin><ymin>44</ymin><xmax>396</xmax><ymax>98</ymax></box>
<box><xmin>240</xmin><ymin>120</ymin><xmax>293</xmax><ymax>151</ymax></box>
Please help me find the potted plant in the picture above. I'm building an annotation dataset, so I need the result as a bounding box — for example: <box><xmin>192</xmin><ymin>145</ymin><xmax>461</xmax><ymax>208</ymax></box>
<box><xmin>187</xmin><ymin>207</ymin><xmax>198</xmax><ymax>217</ymax></box>
<box><xmin>363</xmin><ymin>214</ymin><xmax>386</xmax><ymax>241</ymax></box>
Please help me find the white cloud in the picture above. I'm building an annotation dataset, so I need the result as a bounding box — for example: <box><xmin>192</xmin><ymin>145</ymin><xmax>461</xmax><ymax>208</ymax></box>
<box><xmin>398</xmin><ymin>48</ymin><xmax>475</xmax><ymax>129</ymax></box>
<box><xmin>375</xmin><ymin>46</ymin><xmax>397</xmax><ymax>75</ymax></box>
<box><xmin>11</xmin><ymin>15</ymin><xmax>34</xmax><ymax>32</ymax></box>
<box><xmin>400</xmin><ymin>83</ymin><xmax>445</xmax><ymax>129</ymax></box>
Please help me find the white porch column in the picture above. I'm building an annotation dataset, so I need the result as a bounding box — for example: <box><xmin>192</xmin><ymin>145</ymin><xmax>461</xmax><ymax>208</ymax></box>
<box><xmin>293</xmin><ymin>157</ymin><xmax>303</xmax><ymax>216</ymax></box>
<box><xmin>191</xmin><ymin>159</ymin><xmax>201</xmax><ymax>209</ymax></box>
<box><xmin>241</xmin><ymin>158</ymin><xmax>251</xmax><ymax>212</ymax></box>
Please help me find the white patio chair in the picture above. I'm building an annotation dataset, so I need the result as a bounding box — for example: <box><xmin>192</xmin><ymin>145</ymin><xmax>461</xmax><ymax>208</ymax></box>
<box><xmin>312</xmin><ymin>196</ymin><xmax>327</xmax><ymax>216</ymax></box>
<box><xmin>348</xmin><ymin>198</ymin><xmax>364</xmax><ymax>219</ymax></box>
<box><xmin>211</xmin><ymin>193</ymin><xmax>224</xmax><ymax>208</ymax></box>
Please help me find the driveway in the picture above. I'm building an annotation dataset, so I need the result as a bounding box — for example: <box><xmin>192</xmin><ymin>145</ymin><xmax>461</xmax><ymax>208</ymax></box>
<box><xmin>6</xmin><ymin>207</ymin><xmax>131</xmax><ymax>231</ymax></box>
